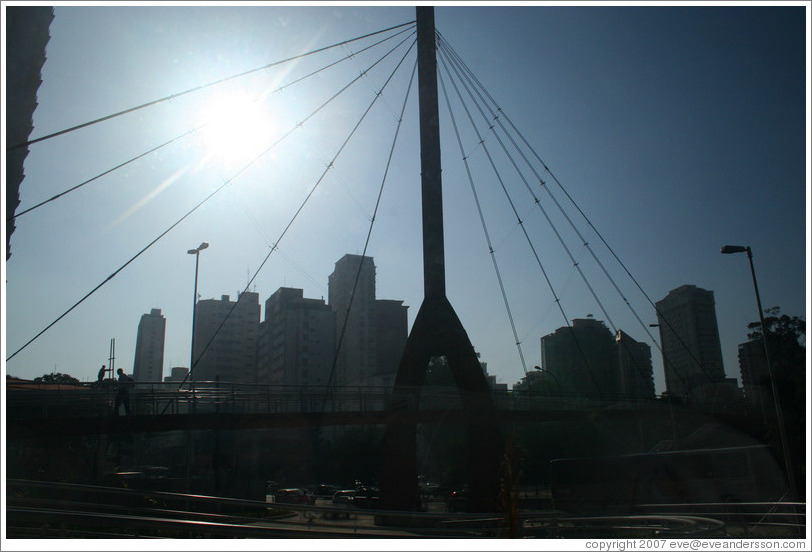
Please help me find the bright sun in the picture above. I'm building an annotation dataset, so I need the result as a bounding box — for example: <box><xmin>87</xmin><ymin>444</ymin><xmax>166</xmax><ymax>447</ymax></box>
<box><xmin>196</xmin><ymin>90</ymin><xmax>276</xmax><ymax>169</ymax></box>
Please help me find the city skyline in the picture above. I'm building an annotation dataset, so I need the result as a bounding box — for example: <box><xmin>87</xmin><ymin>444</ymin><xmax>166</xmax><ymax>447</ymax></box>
<box><xmin>16</xmin><ymin>259</ymin><xmax>759</xmax><ymax>393</ymax></box>
<box><xmin>4</xmin><ymin>5</ymin><xmax>808</xmax><ymax>395</ymax></box>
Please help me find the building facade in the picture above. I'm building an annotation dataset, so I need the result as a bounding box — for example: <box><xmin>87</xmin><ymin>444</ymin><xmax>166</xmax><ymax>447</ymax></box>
<box><xmin>192</xmin><ymin>292</ymin><xmax>260</xmax><ymax>384</ymax></box>
<box><xmin>327</xmin><ymin>254</ymin><xmax>408</xmax><ymax>388</ymax></box>
<box><xmin>540</xmin><ymin>317</ymin><xmax>618</xmax><ymax>398</ymax></box>
<box><xmin>655</xmin><ymin>285</ymin><xmax>731</xmax><ymax>401</ymax></box>
<box><xmin>164</xmin><ymin>366</ymin><xmax>189</xmax><ymax>383</ymax></box>
<box><xmin>256</xmin><ymin>287</ymin><xmax>336</xmax><ymax>387</ymax></box>
<box><xmin>373</xmin><ymin>298</ymin><xmax>408</xmax><ymax>383</ymax></box>
<box><xmin>616</xmin><ymin>330</ymin><xmax>655</xmax><ymax>400</ymax></box>
<box><xmin>132</xmin><ymin>308</ymin><xmax>166</xmax><ymax>382</ymax></box>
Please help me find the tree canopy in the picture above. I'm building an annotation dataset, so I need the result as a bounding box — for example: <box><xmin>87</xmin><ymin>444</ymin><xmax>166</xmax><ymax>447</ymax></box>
<box><xmin>746</xmin><ymin>306</ymin><xmax>805</xmax><ymax>345</ymax></box>
<box><xmin>33</xmin><ymin>372</ymin><xmax>81</xmax><ymax>385</ymax></box>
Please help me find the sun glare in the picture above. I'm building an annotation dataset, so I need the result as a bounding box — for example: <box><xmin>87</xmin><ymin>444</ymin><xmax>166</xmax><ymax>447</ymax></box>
<box><xmin>196</xmin><ymin>90</ymin><xmax>276</xmax><ymax>169</ymax></box>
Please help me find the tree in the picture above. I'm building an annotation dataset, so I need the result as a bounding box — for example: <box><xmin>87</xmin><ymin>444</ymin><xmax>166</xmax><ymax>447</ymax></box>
<box><xmin>33</xmin><ymin>372</ymin><xmax>81</xmax><ymax>385</ymax></box>
<box><xmin>512</xmin><ymin>367</ymin><xmax>562</xmax><ymax>397</ymax></box>
<box><xmin>746</xmin><ymin>306</ymin><xmax>806</xmax><ymax>500</ymax></box>
<box><xmin>745</xmin><ymin>306</ymin><xmax>805</xmax><ymax>415</ymax></box>
<box><xmin>747</xmin><ymin>306</ymin><xmax>805</xmax><ymax>349</ymax></box>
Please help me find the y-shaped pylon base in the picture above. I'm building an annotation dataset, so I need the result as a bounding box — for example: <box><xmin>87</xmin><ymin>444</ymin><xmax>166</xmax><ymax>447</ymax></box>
<box><xmin>378</xmin><ymin>294</ymin><xmax>504</xmax><ymax>512</ymax></box>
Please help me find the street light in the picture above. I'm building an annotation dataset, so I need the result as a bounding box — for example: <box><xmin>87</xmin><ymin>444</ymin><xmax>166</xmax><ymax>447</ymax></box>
<box><xmin>721</xmin><ymin>244</ymin><xmax>796</xmax><ymax>501</ymax></box>
<box><xmin>188</xmin><ymin>242</ymin><xmax>209</xmax><ymax>382</ymax></box>
<box><xmin>185</xmin><ymin>242</ymin><xmax>207</xmax><ymax>496</ymax></box>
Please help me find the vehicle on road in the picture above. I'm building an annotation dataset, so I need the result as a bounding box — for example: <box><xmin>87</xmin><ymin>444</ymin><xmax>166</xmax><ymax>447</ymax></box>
<box><xmin>331</xmin><ymin>489</ymin><xmax>356</xmax><ymax>505</ymax></box>
<box><xmin>447</xmin><ymin>488</ymin><xmax>468</xmax><ymax>513</ymax></box>
<box><xmin>314</xmin><ymin>484</ymin><xmax>339</xmax><ymax>498</ymax></box>
<box><xmin>325</xmin><ymin>489</ymin><xmax>357</xmax><ymax>520</ymax></box>
<box><xmin>275</xmin><ymin>488</ymin><xmax>315</xmax><ymax>505</ymax></box>
<box><xmin>353</xmin><ymin>486</ymin><xmax>380</xmax><ymax>509</ymax></box>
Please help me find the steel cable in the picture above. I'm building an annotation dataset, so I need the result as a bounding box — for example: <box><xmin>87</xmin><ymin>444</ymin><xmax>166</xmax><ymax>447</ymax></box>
<box><xmin>8</xmin><ymin>30</ymin><xmax>417</xmax><ymax>364</ymax></box>
<box><xmin>7</xmin><ymin>21</ymin><xmax>416</xmax><ymax>151</ymax></box>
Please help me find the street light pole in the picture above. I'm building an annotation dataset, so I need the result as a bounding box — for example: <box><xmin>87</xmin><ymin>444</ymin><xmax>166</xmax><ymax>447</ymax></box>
<box><xmin>188</xmin><ymin>242</ymin><xmax>209</xmax><ymax>383</ymax></box>
<box><xmin>721</xmin><ymin>244</ymin><xmax>796</xmax><ymax>501</ymax></box>
<box><xmin>185</xmin><ymin>242</ymin><xmax>208</xmax><ymax>496</ymax></box>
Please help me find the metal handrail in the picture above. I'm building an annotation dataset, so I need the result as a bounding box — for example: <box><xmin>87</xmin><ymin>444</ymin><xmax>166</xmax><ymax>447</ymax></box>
<box><xmin>7</xmin><ymin>380</ymin><xmax>678</xmax><ymax>419</ymax></box>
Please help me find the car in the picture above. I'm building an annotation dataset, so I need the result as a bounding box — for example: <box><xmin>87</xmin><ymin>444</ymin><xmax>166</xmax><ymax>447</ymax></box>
<box><xmin>353</xmin><ymin>486</ymin><xmax>380</xmax><ymax>509</ymax></box>
<box><xmin>419</xmin><ymin>481</ymin><xmax>441</xmax><ymax>497</ymax></box>
<box><xmin>331</xmin><ymin>489</ymin><xmax>356</xmax><ymax>505</ymax></box>
<box><xmin>447</xmin><ymin>489</ymin><xmax>468</xmax><ymax>513</ymax></box>
<box><xmin>314</xmin><ymin>484</ymin><xmax>339</xmax><ymax>498</ymax></box>
<box><xmin>275</xmin><ymin>488</ymin><xmax>315</xmax><ymax>505</ymax></box>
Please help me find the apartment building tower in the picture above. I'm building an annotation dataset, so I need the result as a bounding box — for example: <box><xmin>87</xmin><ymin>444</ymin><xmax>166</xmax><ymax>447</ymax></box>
<box><xmin>192</xmin><ymin>292</ymin><xmax>260</xmax><ymax>384</ymax></box>
<box><xmin>655</xmin><ymin>285</ymin><xmax>731</xmax><ymax>400</ymax></box>
<box><xmin>327</xmin><ymin>254</ymin><xmax>407</xmax><ymax>387</ymax></box>
<box><xmin>616</xmin><ymin>330</ymin><xmax>655</xmax><ymax>399</ymax></box>
<box><xmin>132</xmin><ymin>308</ymin><xmax>166</xmax><ymax>382</ymax></box>
<box><xmin>540</xmin><ymin>317</ymin><xmax>618</xmax><ymax>398</ymax></box>
<box><xmin>328</xmin><ymin>255</ymin><xmax>378</xmax><ymax>386</ymax></box>
<box><xmin>256</xmin><ymin>287</ymin><xmax>336</xmax><ymax>386</ymax></box>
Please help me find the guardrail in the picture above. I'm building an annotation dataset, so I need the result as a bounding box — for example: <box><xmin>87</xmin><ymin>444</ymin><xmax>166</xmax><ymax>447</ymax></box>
<box><xmin>6</xmin><ymin>380</ymin><xmax>675</xmax><ymax>421</ymax></box>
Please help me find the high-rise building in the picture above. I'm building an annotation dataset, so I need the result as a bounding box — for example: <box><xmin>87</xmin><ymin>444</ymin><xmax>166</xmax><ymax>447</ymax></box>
<box><xmin>540</xmin><ymin>317</ymin><xmax>618</xmax><ymax>398</ymax></box>
<box><xmin>256</xmin><ymin>287</ymin><xmax>336</xmax><ymax>386</ymax></box>
<box><xmin>374</xmin><ymin>299</ymin><xmax>408</xmax><ymax>381</ymax></box>
<box><xmin>193</xmin><ymin>292</ymin><xmax>260</xmax><ymax>384</ymax></box>
<box><xmin>655</xmin><ymin>285</ymin><xmax>730</xmax><ymax>400</ymax></box>
<box><xmin>328</xmin><ymin>255</ymin><xmax>378</xmax><ymax>386</ymax></box>
<box><xmin>132</xmin><ymin>308</ymin><xmax>166</xmax><ymax>382</ymax></box>
<box><xmin>164</xmin><ymin>366</ymin><xmax>189</xmax><ymax>383</ymax></box>
<box><xmin>327</xmin><ymin>254</ymin><xmax>407</xmax><ymax>387</ymax></box>
<box><xmin>616</xmin><ymin>330</ymin><xmax>655</xmax><ymax>400</ymax></box>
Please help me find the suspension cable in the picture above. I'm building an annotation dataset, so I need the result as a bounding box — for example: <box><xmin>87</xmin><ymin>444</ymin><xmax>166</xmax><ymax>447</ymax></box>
<box><xmin>166</xmin><ymin>38</ymin><xmax>418</xmax><ymax>405</ymax></box>
<box><xmin>437</xmin><ymin>56</ymin><xmax>529</xmax><ymax>380</ymax></box>
<box><xmin>439</xmin><ymin>33</ymin><xmax>709</xmax><ymax>394</ymax></box>
<box><xmin>7</xmin><ymin>21</ymin><xmax>416</xmax><ymax>151</ymax></box>
<box><xmin>320</xmin><ymin>57</ymin><xmax>418</xmax><ymax>420</ymax></box>
<box><xmin>8</xmin><ymin>128</ymin><xmax>196</xmax><ymax>221</ymax></box>
<box><xmin>438</xmin><ymin>42</ymin><xmax>603</xmax><ymax>396</ymax></box>
<box><xmin>8</xmin><ymin>25</ymin><xmax>415</xmax><ymax>222</ymax></box>
<box><xmin>442</xmin><ymin>35</ymin><xmax>688</xmax><ymax>395</ymax></box>
<box><xmin>8</xmin><ymin>33</ymin><xmax>416</xmax><ymax>364</ymax></box>
<box><xmin>439</xmin><ymin>37</ymin><xmax>649</xmax><ymax>394</ymax></box>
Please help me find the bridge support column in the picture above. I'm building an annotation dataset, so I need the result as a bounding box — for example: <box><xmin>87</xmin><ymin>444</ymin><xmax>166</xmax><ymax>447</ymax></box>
<box><xmin>378</xmin><ymin>6</ymin><xmax>503</xmax><ymax>514</ymax></box>
<box><xmin>379</xmin><ymin>295</ymin><xmax>503</xmax><ymax>512</ymax></box>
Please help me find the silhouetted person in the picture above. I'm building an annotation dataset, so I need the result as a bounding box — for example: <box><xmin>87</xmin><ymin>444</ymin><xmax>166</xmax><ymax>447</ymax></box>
<box><xmin>114</xmin><ymin>368</ymin><xmax>135</xmax><ymax>415</ymax></box>
<box><xmin>97</xmin><ymin>365</ymin><xmax>106</xmax><ymax>382</ymax></box>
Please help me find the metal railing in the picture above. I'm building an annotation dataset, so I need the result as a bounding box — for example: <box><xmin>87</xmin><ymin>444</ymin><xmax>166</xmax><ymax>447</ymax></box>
<box><xmin>6</xmin><ymin>380</ymin><xmax>674</xmax><ymax>422</ymax></box>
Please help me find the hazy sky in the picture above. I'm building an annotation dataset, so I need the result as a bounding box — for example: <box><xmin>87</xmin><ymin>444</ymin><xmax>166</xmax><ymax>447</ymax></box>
<box><xmin>3</xmin><ymin>3</ymin><xmax>809</xmax><ymax>394</ymax></box>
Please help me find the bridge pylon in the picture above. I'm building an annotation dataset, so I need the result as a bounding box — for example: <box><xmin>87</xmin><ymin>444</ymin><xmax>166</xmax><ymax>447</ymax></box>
<box><xmin>378</xmin><ymin>7</ymin><xmax>504</xmax><ymax>514</ymax></box>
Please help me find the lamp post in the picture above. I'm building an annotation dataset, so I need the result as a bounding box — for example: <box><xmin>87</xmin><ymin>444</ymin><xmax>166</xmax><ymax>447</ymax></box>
<box><xmin>533</xmin><ymin>365</ymin><xmax>563</xmax><ymax>395</ymax></box>
<box><xmin>721</xmin><ymin>244</ymin><xmax>796</xmax><ymax>500</ymax></box>
<box><xmin>185</xmin><ymin>242</ymin><xmax>207</xmax><ymax>495</ymax></box>
<box><xmin>187</xmin><ymin>242</ymin><xmax>209</xmax><ymax>383</ymax></box>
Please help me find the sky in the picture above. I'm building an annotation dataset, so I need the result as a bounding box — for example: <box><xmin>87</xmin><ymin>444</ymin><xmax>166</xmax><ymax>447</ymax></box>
<box><xmin>3</xmin><ymin>3</ymin><xmax>809</xmax><ymax>395</ymax></box>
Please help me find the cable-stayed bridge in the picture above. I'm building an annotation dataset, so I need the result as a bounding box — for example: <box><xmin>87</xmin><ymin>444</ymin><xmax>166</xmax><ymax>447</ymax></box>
<box><xmin>6</xmin><ymin>8</ymin><xmax>709</xmax><ymax>399</ymax></box>
<box><xmin>7</xmin><ymin>7</ymin><xmax>797</xmax><ymax>526</ymax></box>
<box><xmin>6</xmin><ymin>379</ymin><xmax>752</xmax><ymax>438</ymax></box>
